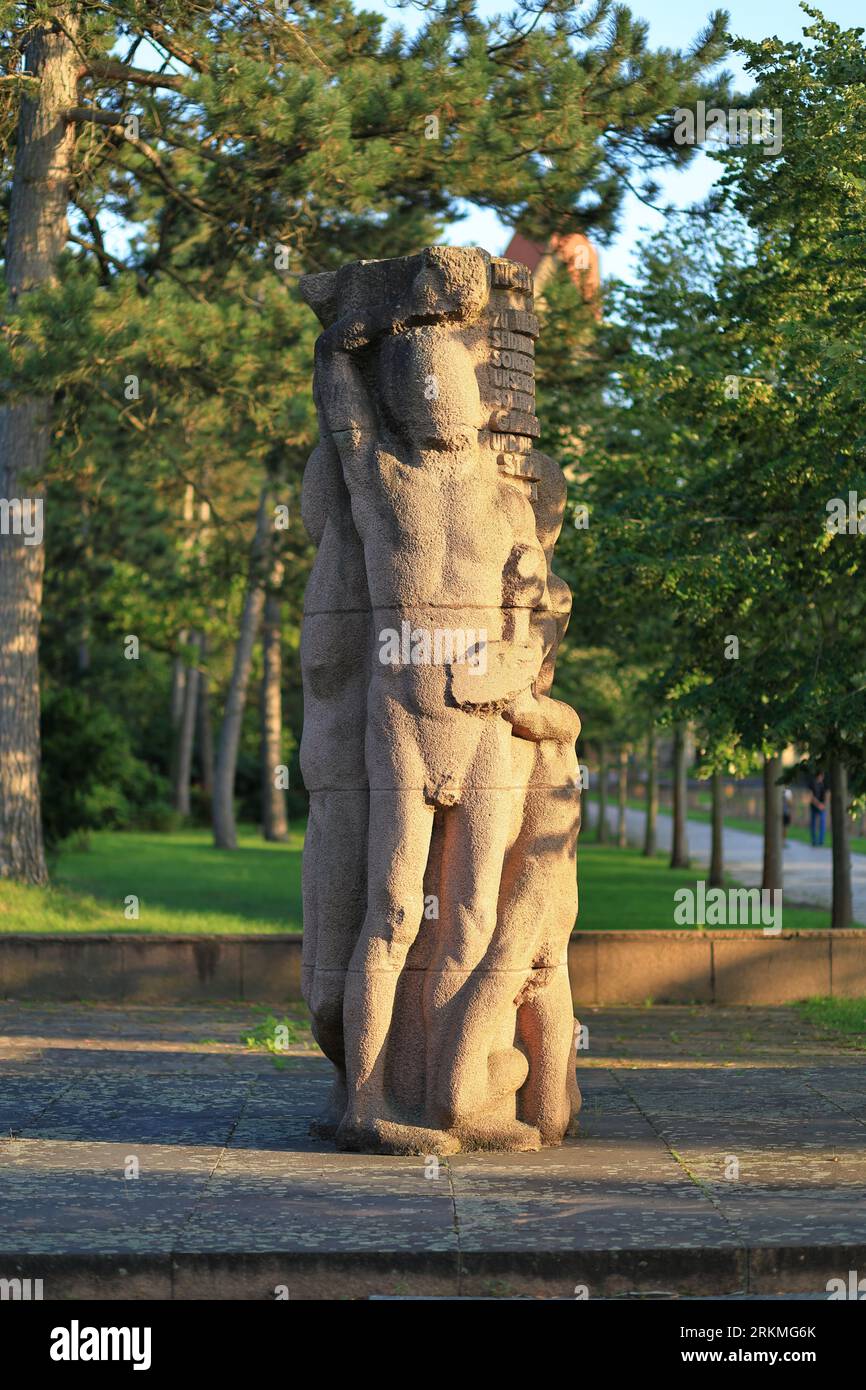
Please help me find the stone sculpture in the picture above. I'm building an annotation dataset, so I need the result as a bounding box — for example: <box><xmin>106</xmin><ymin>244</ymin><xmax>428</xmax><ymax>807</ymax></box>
<box><xmin>299</xmin><ymin>247</ymin><xmax>581</xmax><ymax>1154</ymax></box>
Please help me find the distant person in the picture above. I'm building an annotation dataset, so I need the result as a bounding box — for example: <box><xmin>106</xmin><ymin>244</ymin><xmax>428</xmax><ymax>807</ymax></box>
<box><xmin>783</xmin><ymin>786</ymin><xmax>793</xmax><ymax>847</ymax></box>
<box><xmin>809</xmin><ymin>772</ymin><xmax>828</xmax><ymax>847</ymax></box>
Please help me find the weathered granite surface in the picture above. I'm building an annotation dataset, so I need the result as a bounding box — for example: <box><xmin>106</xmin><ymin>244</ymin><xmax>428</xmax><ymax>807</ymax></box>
<box><xmin>2</xmin><ymin>1002</ymin><xmax>865</xmax><ymax>1298</ymax></box>
<box><xmin>299</xmin><ymin>247</ymin><xmax>582</xmax><ymax>1155</ymax></box>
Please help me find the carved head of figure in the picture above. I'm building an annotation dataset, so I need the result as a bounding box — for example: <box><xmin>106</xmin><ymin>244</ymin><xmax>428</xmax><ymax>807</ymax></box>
<box><xmin>377</xmin><ymin>247</ymin><xmax>492</xmax><ymax>456</ymax></box>
<box><xmin>407</xmin><ymin>246</ymin><xmax>489</xmax><ymax>324</ymax></box>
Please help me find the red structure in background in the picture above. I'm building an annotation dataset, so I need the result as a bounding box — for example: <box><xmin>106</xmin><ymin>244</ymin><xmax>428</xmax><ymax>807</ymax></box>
<box><xmin>504</xmin><ymin>230</ymin><xmax>601</xmax><ymax>317</ymax></box>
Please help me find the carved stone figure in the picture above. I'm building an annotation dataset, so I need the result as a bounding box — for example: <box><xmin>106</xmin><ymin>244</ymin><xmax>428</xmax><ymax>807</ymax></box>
<box><xmin>300</xmin><ymin>247</ymin><xmax>581</xmax><ymax>1154</ymax></box>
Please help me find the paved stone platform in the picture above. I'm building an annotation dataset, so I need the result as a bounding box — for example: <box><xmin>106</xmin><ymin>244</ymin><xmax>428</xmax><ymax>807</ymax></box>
<box><xmin>1</xmin><ymin>1002</ymin><xmax>864</xmax><ymax>1299</ymax></box>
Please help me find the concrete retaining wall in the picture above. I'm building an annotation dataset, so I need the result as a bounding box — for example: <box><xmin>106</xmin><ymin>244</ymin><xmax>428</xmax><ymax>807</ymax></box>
<box><xmin>0</xmin><ymin>935</ymin><xmax>303</xmax><ymax>1004</ymax></box>
<box><xmin>0</xmin><ymin>931</ymin><xmax>863</xmax><ymax>1005</ymax></box>
<box><xmin>568</xmin><ymin>931</ymin><xmax>865</xmax><ymax>1005</ymax></box>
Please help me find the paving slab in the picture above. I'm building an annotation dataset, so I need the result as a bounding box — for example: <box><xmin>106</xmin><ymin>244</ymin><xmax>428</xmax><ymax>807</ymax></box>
<box><xmin>1</xmin><ymin>1001</ymin><xmax>865</xmax><ymax>1298</ymax></box>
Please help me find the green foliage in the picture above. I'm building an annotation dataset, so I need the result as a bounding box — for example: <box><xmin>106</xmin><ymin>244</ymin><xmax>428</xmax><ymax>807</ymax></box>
<box><xmin>553</xmin><ymin>10</ymin><xmax>866</xmax><ymax>797</ymax></box>
<box><xmin>241</xmin><ymin>1011</ymin><xmax>304</xmax><ymax>1051</ymax></box>
<box><xmin>0</xmin><ymin>0</ymin><xmax>738</xmax><ymax>845</ymax></box>
<box><xmin>40</xmin><ymin>685</ymin><xmax>171</xmax><ymax>848</ymax></box>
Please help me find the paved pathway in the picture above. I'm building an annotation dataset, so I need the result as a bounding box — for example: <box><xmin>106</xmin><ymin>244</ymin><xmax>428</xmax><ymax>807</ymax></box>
<box><xmin>585</xmin><ymin>802</ymin><xmax>866</xmax><ymax>924</ymax></box>
<box><xmin>2</xmin><ymin>1002</ymin><xmax>865</xmax><ymax>1299</ymax></box>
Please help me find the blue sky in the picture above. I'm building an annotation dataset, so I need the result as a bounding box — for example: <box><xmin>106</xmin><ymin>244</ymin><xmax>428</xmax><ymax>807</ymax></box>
<box><xmin>366</xmin><ymin>0</ymin><xmax>864</xmax><ymax>281</ymax></box>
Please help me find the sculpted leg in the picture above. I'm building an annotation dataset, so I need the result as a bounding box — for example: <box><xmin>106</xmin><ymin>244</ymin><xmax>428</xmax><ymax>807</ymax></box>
<box><xmin>339</xmin><ymin>786</ymin><xmax>435</xmax><ymax>1143</ymax></box>
<box><xmin>303</xmin><ymin>788</ymin><xmax>368</xmax><ymax>1135</ymax></box>
<box><xmin>300</xmin><ymin>799</ymin><xmax>321</xmax><ymax>1008</ymax></box>
<box><xmin>421</xmin><ymin>721</ymin><xmax>542</xmax><ymax>1148</ymax></box>
<box><xmin>511</xmin><ymin>759</ymin><xmax>581</xmax><ymax>1141</ymax></box>
<box><xmin>300</xmin><ymin>608</ymin><xmax>369</xmax><ymax>1134</ymax></box>
<box><xmin>516</xmin><ymin>967</ymin><xmax>579</xmax><ymax>1144</ymax></box>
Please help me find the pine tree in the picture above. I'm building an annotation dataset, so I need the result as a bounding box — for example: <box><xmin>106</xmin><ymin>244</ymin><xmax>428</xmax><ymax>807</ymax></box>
<box><xmin>1</xmin><ymin>0</ymin><xmax>734</xmax><ymax>874</ymax></box>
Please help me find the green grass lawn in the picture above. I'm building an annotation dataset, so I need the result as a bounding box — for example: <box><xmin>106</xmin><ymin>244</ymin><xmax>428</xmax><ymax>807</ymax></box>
<box><xmin>575</xmin><ymin>841</ymin><xmax>841</xmax><ymax>931</ymax></box>
<box><xmin>588</xmin><ymin>793</ymin><xmax>866</xmax><ymax>856</ymax></box>
<box><xmin>797</xmin><ymin>997</ymin><xmax>866</xmax><ymax>1050</ymax></box>
<box><xmin>0</xmin><ymin>822</ymin><xmax>849</xmax><ymax>934</ymax></box>
<box><xmin>0</xmin><ymin>825</ymin><xmax>304</xmax><ymax>933</ymax></box>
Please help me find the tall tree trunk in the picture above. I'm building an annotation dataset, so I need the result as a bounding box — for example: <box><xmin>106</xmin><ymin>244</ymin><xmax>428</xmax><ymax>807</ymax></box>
<box><xmin>0</xmin><ymin>12</ymin><xmax>78</xmax><ymax>883</ymax></box>
<box><xmin>643</xmin><ymin>725</ymin><xmax>658</xmax><ymax>857</ymax></box>
<box><xmin>212</xmin><ymin>488</ymin><xmax>270</xmax><ymax>849</ymax></box>
<box><xmin>173</xmin><ymin>632</ymin><xmax>201</xmax><ymax>818</ymax></box>
<box><xmin>260</xmin><ymin>589</ymin><xmax>289</xmax><ymax>842</ymax></box>
<box><xmin>170</xmin><ymin>643</ymin><xmax>187</xmax><ymax>726</ymax></box>
<box><xmin>168</xmin><ymin>632</ymin><xmax>188</xmax><ymax>800</ymax></box>
<box><xmin>77</xmin><ymin>494</ymin><xmax>92</xmax><ymax>673</ymax></box>
<box><xmin>709</xmin><ymin>770</ymin><xmax>724</xmax><ymax>888</ymax></box>
<box><xmin>762</xmin><ymin>754</ymin><xmax>783</xmax><ymax>893</ymax></box>
<box><xmin>193</xmin><ymin>499</ymin><xmax>214</xmax><ymax>814</ymax></box>
<box><xmin>168</xmin><ymin>484</ymin><xmax>195</xmax><ymax>787</ymax></box>
<box><xmin>596</xmin><ymin>741</ymin><xmax>608</xmax><ymax>844</ymax></box>
<box><xmin>616</xmin><ymin>744</ymin><xmax>628</xmax><ymax>848</ymax></box>
<box><xmin>197</xmin><ymin>631</ymin><xmax>214</xmax><ymax>806</ymax></box>
<box><xmin>830</xmin><ymin>755</ymin><xmax>853</xmax><ymax>929</ymax></box>
<box><xmin>669</xmin><ymin>723</ymin><xmax>690</xmax><ymax>868</ymax></box>
<box><xmin>77</xmin><ymin>622</ymin><xmax>91</xmax><ymax>674</ymax></box>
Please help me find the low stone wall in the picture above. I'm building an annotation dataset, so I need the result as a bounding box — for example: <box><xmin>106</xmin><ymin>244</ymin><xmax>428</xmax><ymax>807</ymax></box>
<box><xmin>0</xmin><ymin>935</ymin><xmax>302</xmax><ymax>1004</ymax></box>
<box><xmin>0</xmin><ymin>931</ymin><xmax>863</xmax><ymax>1005</ymax></box>
<box><xmin>569</xmin><ymin>930</ymin><xmax>865</xmax><ymax>1005</ymax></box>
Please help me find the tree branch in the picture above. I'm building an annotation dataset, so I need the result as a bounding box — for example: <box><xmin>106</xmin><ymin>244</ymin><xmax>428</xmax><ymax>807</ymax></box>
<box><xmin>81</xmin><ymin>59</ymin><xmax>186</xmax><ymax>91</ymax></box>
<box><xmin>69</xmin><ymin>196</ymin><xmax>110</xmax><ymax>286</ymax></box>
<box><xmin>142</xmin><ymin>257</ymin><xmax>210</xmax><ymax>305</ymax></box>
<box><xmin>142</xmin><ymin>22</ymin><xmax>205</xmax><ymax>74</ymax></box>
<box><xmin>115</xmin><ymin>135</ymin><xmax>222</xmax><ymax>224</ymax></box>
<box><xmin>67</xmin><ymin>111</ymin><xmax>223</xmax><ymax>225</ymax></box>
<box><xmin>67</xmin><ymin>105</ymin><xmax>124</xmax><ymax>127</ymax></box>
<box><xmin>67</xmin><ymin>232</ymin><xmax>147</xmax><ymax>292</ymax></box>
